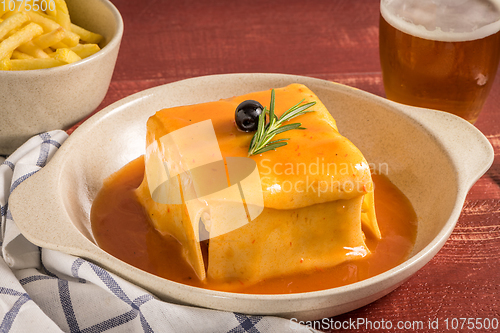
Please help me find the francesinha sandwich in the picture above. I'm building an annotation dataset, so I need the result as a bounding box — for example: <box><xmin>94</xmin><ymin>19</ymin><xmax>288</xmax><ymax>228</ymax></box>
<box><xmin>135</xmin><ymin>83</ymin><xmax>381</xmax><ymax>287</ymax></box>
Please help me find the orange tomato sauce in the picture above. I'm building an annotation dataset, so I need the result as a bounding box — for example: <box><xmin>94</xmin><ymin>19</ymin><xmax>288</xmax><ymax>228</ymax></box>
<box><xmin>91</xmin><ymin>156</ymin><xmax>417</xmax><ymax>294</ymax></box>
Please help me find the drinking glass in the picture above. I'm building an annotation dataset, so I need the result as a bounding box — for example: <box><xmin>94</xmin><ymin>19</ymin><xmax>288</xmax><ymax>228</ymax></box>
<box><xmin>379</xmin><ymin>0</ymin><xmax>500</xmax><ymax>123</ymax></box>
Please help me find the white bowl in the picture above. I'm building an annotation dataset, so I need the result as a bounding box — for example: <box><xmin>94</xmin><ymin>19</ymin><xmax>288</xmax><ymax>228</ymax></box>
<box><xmin>9</xmin><ymin>74</ymin><xmax>493</xmax><ymax>321</ymax></box>
<box><xmin>0</xmin><ymin>0</ymin><xmax>123</xmax><ymax>155</ymax></box>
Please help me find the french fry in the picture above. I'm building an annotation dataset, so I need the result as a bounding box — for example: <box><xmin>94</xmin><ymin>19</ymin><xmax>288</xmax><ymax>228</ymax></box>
<box><xmin>26</xmin><ymin>11</ymin><xmax>60</xmax><ymax>32</ymax></box>
<box><xmin>52</xmin><ymin>48</ymin><xmax>81</xmax><ymax>64</ymax></box>
<box><xmin>53</xmin><ymin>0</ymin><xmax>71</xmax><ymax>30</ymax></box>
<box><xmin>61</xmin><ymin>29</ymin><xmax>79</xmax><ymax>47</ymax></box>
<box><xmin>29</xmin><ymin>2</ymin><xmax>42</xmax><ymax>13</ymax></box>
<box><xmin>10</xmin><ymin>58</ymin><xmax>65</xmax><ymax>70</ymax></box>
<box><xmin>1</xmin><ymin>1</ymin><xmax>26</xmax><ymax>19</ymax></box>
<box><xmin>3</xmin><ymin>27</ymin><xmax>19</xmax><ymax>40</ymax></box>
<box><xmin>0</xmin><ymin>57</ymin><xmax>11</xmax><ymax>70</ymax></box>
<box><xmin>14</xmin><ymin>1</ymin><xmax>26</xmax><ymax>13</ymax></box>
<box><xmin>45</xmin><ymin>0</ymin><xmax>57</xmax><ymax>17</ymax></box>
<box><xmin>17</xmin><ymin>41</ymin><xmax>50</xmax><ymax>58</ymax></box>
<box><xmin>71</xmin><ymin>23</ymin><xmax>103</xmax><ymax>44</ymax></box>
<box><xmin>1</xmin><ymin>11</ymin><xmax>15</xmax><ymax>19</ymax></box>
<box><xmin>0</xmin><ymin>0</ymin><xmax>103</xmax><ymax>70</ymax></box>
<box><xmin>0</xmin><ymin>12</ymin><xmax>30</xmax><ymax>41</ymax></box>
<box><xmin>51</xmin><ymin>41</ymin><xmax>68</xmax><ymax>49</ymax></box>
<box><xmin>0</xmin><ymin>22</ymin><xmax>43</xmax><ymax>60</ymax></box>
<box><xmin>33</xmin><ymin>27</ymin><xmax>65</xmax><ymax>49</ymax></box>
<box><xmin>70</xmin><ymin>43</ymin><xmax>100</xmax><ymax>58</ymax></box>
<box><xmin>26</xmin><ymin>11</ymin><xmax>80</xmax><ymax>47</ymax></box>
<box><xmin>11</xmin><ymin>50</ymin><xmax>34</xmax><ymax>59</ymax></box>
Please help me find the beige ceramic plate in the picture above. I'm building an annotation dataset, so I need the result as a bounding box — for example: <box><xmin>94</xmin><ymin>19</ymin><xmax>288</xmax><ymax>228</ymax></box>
<box><xmin>10</xmin><ymin>74</ymin><xmax>493</xmax><ymax>321</ymax></box>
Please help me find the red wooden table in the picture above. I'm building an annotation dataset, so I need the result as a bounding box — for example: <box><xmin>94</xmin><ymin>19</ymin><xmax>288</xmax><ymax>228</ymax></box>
<box><xmin>81</xmin><ymin>0</ymin><xmax>500</xmax><ymax>331</ymax></box>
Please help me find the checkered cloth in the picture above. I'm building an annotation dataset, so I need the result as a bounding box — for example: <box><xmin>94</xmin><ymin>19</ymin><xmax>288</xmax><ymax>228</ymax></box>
<box><xmin>0</xmin><ymin>131</ymin><xmax>316</xmax><ymax>333</ymax></box>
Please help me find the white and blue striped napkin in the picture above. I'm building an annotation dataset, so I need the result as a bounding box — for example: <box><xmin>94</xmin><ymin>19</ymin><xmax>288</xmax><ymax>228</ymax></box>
<box><xmin>0</xmin><ymin>131</ymin><xmax>316</xmax><ymax>333</ymax></box>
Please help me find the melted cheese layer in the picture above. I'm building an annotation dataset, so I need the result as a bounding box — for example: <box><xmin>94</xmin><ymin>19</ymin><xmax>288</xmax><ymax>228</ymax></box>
<box><xmin>136</xmin><ymin>84</ymin><xmax>380</xmax><ymax>283</ymax></box>
<box><xmin>142</xmin><ymin>84</ymin><xmax>372</xmax><ymax>209</ymax></box>
<box><xmin>208</xmin><ymin>197</ymin><xmax>368</xmax><ymax>285</ymax></box>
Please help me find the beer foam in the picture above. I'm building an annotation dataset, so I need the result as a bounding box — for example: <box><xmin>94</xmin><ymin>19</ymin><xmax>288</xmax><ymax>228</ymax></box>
<box><xmin>381</xmin><ymin>0</ymin><xmax>500</xmax><ymax>41</ymax></box>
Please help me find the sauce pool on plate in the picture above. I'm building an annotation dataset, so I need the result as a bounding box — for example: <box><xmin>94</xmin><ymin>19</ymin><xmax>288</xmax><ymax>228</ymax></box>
<box><xmin>91</xmin><ymin>156</ymin><xmax>417</xmax><ymax>294</ymax></box>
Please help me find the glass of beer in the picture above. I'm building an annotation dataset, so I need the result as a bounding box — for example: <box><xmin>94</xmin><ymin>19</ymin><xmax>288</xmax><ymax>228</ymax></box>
<box><xmin>379</xmin><ymin>0</ymin><xmax>500</xmax><ymax>123</ymax></box>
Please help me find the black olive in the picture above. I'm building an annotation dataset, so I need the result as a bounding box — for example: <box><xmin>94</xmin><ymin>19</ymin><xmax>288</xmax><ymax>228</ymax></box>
<box><xmin>235</xmin><ymin>100</ymin><xmax>264</xmax><ymax>132</ymax></box>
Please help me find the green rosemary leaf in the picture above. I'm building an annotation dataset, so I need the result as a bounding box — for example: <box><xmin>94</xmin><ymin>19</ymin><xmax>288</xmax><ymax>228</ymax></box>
<box><xmin>268</xmin><ymin>123</ymin><xmax>303</xmax><ymax>137</ymax></box>
<box><xmin>279</xmin><ymin>102</ymin><xmax>316</xmax><ymax>123</ymax></box>
<box><xmin>256</xmin><ymin>107</ymin><xmax>267</xmax><ymax>140</ymax></box>
<box><xmin>247</xmin><ymin>90</ymin><xmax>315</xmax><ymax>156</ymax></box>
<box><xmin>248</xmin><ymin>106</ymin><xmax>268</xmax><ymax>154</ymax></box>
<box><xmin>281</xmin><ymin>98</ymin><xmax>305</xmax><ymax>116</ymax></box>
<box><xmin>268</xmin><ymin>89</ymin><xmax>276</xmax><ymax>128</ymax></box>
<box><xmin>258</xmin><ymin>133</ymin><xmax>290</xmax><ymax>149</ymax></box>
<box><xmin>266</xmin><ymin>138</ymin><xmax>290</xmax><ymax>145</ymax></box>
<box><xmin>253</xmin><ymin>142</ymin><xmax>288</xmax><ymax>155</ymax></box>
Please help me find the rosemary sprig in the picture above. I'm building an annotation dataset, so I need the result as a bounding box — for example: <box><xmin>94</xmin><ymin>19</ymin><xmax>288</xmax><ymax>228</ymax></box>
<box><xmin>248</xmin><ymin>89</ymin><xmax>316</xmax><ymax>156</ymax></box>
